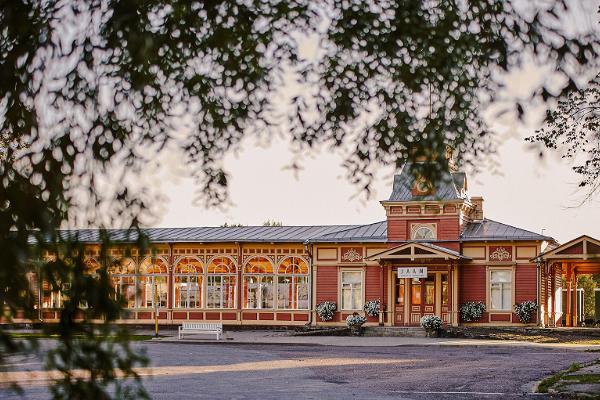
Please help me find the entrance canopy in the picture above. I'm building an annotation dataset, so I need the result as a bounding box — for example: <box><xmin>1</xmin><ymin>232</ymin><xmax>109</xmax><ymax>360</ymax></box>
<box><xmin>535</xmin><ymin>235</ymin><xmax>600</xmax><ymax>327</ymax></box>
<box><xmin>367</xmin><ymin>242</ymin><xmax>469</xmax><ymax>262</ymax></box>
<box><xmin>534</xmin><ymin>235</ymin><xmax>600</xmax><ymax>273</ymax></box>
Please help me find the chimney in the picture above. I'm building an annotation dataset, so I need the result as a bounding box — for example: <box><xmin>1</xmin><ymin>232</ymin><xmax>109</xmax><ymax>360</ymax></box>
<box><xmin>471</xmin><ymin>196</ymin><xmax>484</xmax><ymax>221</ymax></box>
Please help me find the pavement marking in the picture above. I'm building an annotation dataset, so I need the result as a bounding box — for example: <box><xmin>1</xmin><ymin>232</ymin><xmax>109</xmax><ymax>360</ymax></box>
<box><xmin>0</xmin><ymin>357</ymin><xmax>417</xmax><ymax>388</ymax></box>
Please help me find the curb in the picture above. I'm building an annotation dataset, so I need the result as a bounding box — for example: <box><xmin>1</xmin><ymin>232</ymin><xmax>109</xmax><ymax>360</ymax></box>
<box><xmin>145</xmin><ymin>338</ymin><xmax>600</xmax><ymax>350</ymax></box>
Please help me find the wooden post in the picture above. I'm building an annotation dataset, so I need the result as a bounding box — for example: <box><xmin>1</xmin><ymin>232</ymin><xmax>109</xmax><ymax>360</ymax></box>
<box><xmin>572</xmin><ymin>268</ymin><xmax>578</xmax><ymax>327</ymax></box>
<box><xmin>565</xmin><ymin>263</ymin><xmax>572</xmax><ymax>327</ymax></box>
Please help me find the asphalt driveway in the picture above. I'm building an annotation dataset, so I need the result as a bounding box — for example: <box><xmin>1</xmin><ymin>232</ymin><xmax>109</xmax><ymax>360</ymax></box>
<box><xmin>1</xmin><ymin>341</ymin><xmax>598</xmax><ymax>399</ymax></box>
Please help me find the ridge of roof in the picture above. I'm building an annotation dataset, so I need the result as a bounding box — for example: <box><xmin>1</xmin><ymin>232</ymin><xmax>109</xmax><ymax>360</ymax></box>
<box><xmin>461</xmin><ymin>218</ymin><xmax>554</xmax><ymax>241</ymax></box>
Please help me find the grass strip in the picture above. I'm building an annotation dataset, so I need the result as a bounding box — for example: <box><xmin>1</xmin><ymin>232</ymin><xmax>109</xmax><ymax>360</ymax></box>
<box><xmin>538</xmin><ymin>362</ymin><xmax>582</xmax><ymax>393</ymax></box>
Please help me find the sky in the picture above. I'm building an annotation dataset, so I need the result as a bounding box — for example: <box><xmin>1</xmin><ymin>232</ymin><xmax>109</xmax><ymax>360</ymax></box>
<box><xmin>147</xmin><ymin>1</ymin><xmax>600</xmax><ymax>244</ymax></box>
<box><xmin>153</xmin><ymin>129</ymin><xmax>600</xmax><ymax>244</ymax></box>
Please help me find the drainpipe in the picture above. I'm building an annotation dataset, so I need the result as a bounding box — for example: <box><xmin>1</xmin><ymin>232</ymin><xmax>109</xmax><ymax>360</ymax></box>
<box><xmin>304</xmin><ymin>240</ymin><xmax>313</xmax><ymax>326</ymax></box>
<box><xmin>536</xmin><ymin>260</ymin><xmax>542</xmax><ymax>327</ymax></box>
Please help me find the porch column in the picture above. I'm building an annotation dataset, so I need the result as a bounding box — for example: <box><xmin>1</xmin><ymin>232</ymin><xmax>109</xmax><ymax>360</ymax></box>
<box><xmin>565</xmin><ymin>263</ymin><xmax>572</xmax><ymax>327</ymax></box>
<box><xmin>548</xmin><ymin>264</ymin><xmax>556</xmax><ymax>326</ymax></box>
<box><xmin>572</xmin><ymin>267</ymin><xmax>578</xmax><ymax>327</ymax></box>
<box><xmin>404</xmin><ymin>278</ymin><xmax>411</xmax><ymax>326</ymax></box>
<box><xmin>447</xmin><ymin>263</ymin><xmax>453</xmax><ymax>326</ymax></box>
<box><xmin>452</xmin><ymin>262</ymin><xmax>459</xmax><ymax>327</ymax></box>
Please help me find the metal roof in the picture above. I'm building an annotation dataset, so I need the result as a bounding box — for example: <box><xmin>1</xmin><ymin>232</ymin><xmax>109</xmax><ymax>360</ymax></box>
<box><xmin>44</xmin><ymin>224</ymin><xmax>366</xmax><ymax>244</ymax></box>
<box><xmin>460</xmin><ymin>219</ymin><xmax>553</xmax><ymax>242</ymax></box>
<box><xmin>310</xmin><ymin>221</ymin><xmax>387</xmax><ymax>242</ymax></box>
<box><xmin>388</xmin><ymin>163</ymin><xmax>466</xmax><ymax>202</ymax></box>
<box><xmin>35</xmin><ymin>217</ymin><xmax>552</xmax><ymax>245</ymax></box>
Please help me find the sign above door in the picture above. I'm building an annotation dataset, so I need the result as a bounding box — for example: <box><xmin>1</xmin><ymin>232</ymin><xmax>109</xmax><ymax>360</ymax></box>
<box><xmin>397</xmin><ymin>266</ymin><xmax>427</xmax><ymax>278</ymax></box>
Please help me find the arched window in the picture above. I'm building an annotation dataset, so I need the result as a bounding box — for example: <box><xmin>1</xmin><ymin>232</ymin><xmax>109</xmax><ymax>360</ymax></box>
<box><xmin>173</xmin><ymin>257</ymin><xmax>203</xmax><ymax>309</ymax></box>
<box><xmin>109</xmin><ymin>258</ymin><xmax>136</xmax><ymax>309</ymax></box>
<box><xmin>207</xmin><ymin>256</ymin><xmax>236</xmax><ymax>309</ymax></box>
<box><xmin>243</xmin><ymin>257</ymin><xmax>274</xmax><ymax>309</ymax></box>
<box><xmin>277</xmin><ymin>257</ymin><xmax>310</xmax><ymax>310</ymax></box>
<box><xmin>139</xmin><ymin>257</ymin><xmax>168</xmax><ymax>309</ymax></box>
<box><xmin>412</xmin><ymin>224</ymin><xmax>436</xmax><ymax>240</ymax></box>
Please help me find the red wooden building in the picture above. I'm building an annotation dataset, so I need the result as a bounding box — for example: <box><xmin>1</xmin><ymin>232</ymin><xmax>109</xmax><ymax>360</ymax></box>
<box><xmin>31</xmin><ymin>159</ymin><xmax>594</xmax><ymax>328</ymax></box>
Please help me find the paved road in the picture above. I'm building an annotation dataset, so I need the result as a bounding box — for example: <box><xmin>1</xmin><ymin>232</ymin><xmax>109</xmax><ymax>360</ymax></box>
<box><xmin>1</xmin><ymin>342</ymin><xmax>598</xmax><ymax>399</ymax></box>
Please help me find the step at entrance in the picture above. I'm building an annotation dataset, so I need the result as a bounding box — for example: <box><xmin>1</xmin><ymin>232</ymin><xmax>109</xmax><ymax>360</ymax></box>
<box><xmin>362</xmin><ymin>326</ymin><xmax>426</xmax><ymax>337</ymax></box>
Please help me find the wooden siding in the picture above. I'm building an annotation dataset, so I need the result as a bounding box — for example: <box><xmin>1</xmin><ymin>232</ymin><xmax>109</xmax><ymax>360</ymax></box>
<box><xmin>460</xmin><ymin>265</ymin><xmax>486</xmax><ymax>303</ymax></box>
<box><xmin>515</xmin><ymin>264</ymin><xmax>537</xmax><ymax>303</ymax></box>
<box><xmin>316</xmin><ymin>266</ymin><xmax>338</xmax><ymax>303</ymax></box>
<box><xmin>365</xmin><ymin>266</ymin><xmax>381</xmax><ymax>301</ymax></box>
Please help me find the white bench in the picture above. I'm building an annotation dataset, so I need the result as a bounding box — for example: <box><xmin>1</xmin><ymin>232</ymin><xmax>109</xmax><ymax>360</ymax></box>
<box><xmin>178</xmin><ymin>322</ymin><xmax>223</xmax><ymax>340</ymax></box>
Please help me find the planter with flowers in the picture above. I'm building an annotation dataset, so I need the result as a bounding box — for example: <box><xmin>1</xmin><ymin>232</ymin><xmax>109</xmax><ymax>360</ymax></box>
<box><xmin>514</xmin><ymin>301</ymin><xmax>537</xmax><ymax>324</ymax></box>
<box><xmin>363</xmin><ymin>299</ymin><xmax>381</xmax><ymax>323</ymax></box>
<box><xmin>420</xmin><ymin>315</ymin><xmax>443</xmax><ymax>337</ymax></box>
<box><xmin>346</xmin><ymin>313</ymin><xmax>367</xmax><ymax>336</ymax></box>
<box><xmin>460</xmin><ymin>301</ymin><xmax>486</xmax><ymax>323</ymax></box>
<box><xmin>316</xmin><ymin>301</ymin><xmax>337</xmax><ymax>322</ymax></box>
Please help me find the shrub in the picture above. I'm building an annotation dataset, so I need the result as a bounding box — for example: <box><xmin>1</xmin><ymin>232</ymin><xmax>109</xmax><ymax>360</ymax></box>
<box><xmin>420</xmin><ymin>315</ymin><xmax>442</xmax><ymax>331</ymax></box>
<box><xmin>460</xmin><ymin>301</ymin><xmax>486</xmax><ymax>322</ymax></box>
<box><xmin>346</xmin><ymin>314</ymin><xmax>367</xmax><ymax>327</ymax></box>
<box><xmin>363</xmin><ymin>300</ymin><xmax>381</xmax><ymax>317</ymax></box>
<box><xmin>316</xmin><ymin>301</ymin><xmax>337</xmax><ymax>321</ymax></box>
<box><xmin>514</xmin><ymin>301</ymin><xmax>538</xmax><ymax>323</ymax></box>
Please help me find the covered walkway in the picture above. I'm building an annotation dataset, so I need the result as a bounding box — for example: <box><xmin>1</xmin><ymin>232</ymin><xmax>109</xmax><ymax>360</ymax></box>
<box><xmin>535</xmin><ymin>235</ymin><xmax>600</xmax><ymax>327</ymax></box>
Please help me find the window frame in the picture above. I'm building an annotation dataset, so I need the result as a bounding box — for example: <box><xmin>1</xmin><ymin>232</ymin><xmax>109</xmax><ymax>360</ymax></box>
<box><xmin>206</xmin><ymin>256</ymin><xmax>238</xmax><ymax>309</ymax></box>
<box><xmin>339</xmin><ymin>269</ymin><xmax>364</xmax><ymax>311</ymax></box>
<box><xmin>487</xmin><ymin>267</ymin><xmax>514</xmax><ymax>312</ymax></box>
<box><xmin>138</xmin><ymin>256</ymin><xmax>169</xmax><ymax>309</ymax></box>
<box><xmin>173</xmin><ymin>256</ymin><xmax>204</xmax><ymax>309</ymax></box>
<box><xmin>410</xmin><ymin>223</ymin><xmax>437</xmax><ymax>240</ymax></box>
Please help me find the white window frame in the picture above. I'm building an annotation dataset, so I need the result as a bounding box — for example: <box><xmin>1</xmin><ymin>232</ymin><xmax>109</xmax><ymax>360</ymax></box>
<box><xmin>340</xmin><ymin>269</ymin><xmax>364</xmax><ymax>311</ymax></box>
<box><xmin>488</xmin><ymin>267</ymin><xmax>514</xmax><ymax>312</ymax></box>
<box><xmin>173</xmin><ymin>256</ymin><xmax>204</xmax><ymax>309</ymax></box>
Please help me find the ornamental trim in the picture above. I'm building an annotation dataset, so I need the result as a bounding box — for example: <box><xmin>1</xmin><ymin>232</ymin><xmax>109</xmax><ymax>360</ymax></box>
<box><xmin>489</xmin><ymin>247</ymin><xmax>511</xmax><ymax>261</ymax></box>
<box><xmin>342</xmin><ymin>248</ymin><xmax>362</xmax><ymax>262</ymax></box>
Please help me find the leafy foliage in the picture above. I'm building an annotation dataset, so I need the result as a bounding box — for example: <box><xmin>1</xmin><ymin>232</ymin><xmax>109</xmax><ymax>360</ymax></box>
<box><xmin>0</xmin><ymin>0</ymin><xmax>598</xmax><ymax>398</ymax></box>
<box><xmin>527</xmin><ymin>74</ymin><xmax>600</xmax><ymax>200</ymax></box>
<box><xmin>460</xmin><ymin>301</ymin><xmax>486</xmax><ymax>322</ymax></box>
<box><xmin>420</xmin><ymin>315</ymin><xmax>442</xmax><ymax>331</ymax></box>
<box><xmin>345</xmin><ymin>313</ymin><xmax>366</xmax><ymax>327</ymax></box>
<box><xmin>316</xmin><ymin>301</ymin><xmax>337</xmax><ymax>321</ymax></box>
<box><xmin>363</xmin><ymin>299</ymin><xmax>380</xmax><ymax>317</ymax></box>
<box><xmin>514</xmin><ymin>301</ymin><xmax>538</xmax><ymax>324</ymax></box>
<box><xmin>262</xmin><ymin>220</ymin><xmax>283</xmax><ymax>227</ymax></box>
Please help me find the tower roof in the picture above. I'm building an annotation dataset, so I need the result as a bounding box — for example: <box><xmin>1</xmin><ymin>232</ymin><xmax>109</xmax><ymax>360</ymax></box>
<box><xmin>387</xmin><ymin>163</ymin><xmax>467</xmax><ymax>202</ymax></box>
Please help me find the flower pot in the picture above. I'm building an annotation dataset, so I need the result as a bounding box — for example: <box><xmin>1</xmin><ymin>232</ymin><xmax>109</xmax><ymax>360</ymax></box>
<box><xmin>350</xmin><ymin>325</ymin><xmax>363</xmax><ymax>336</ymax></box>
<box><xmin>425</xmin><ymin>329</ymin><xmax>439</xmax><ymax>338</ymax></box>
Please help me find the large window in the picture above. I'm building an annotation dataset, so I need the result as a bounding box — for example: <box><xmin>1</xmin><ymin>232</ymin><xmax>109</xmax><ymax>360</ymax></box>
<box><xmin>243</xmin><ymin>257</ymin><xmax>274</xmax><ymax>309</ymax></box>
<box><xmin>341</xmin><ymin>271</ymin><xmax>363</xmax><ymax>310</ymax></box>
<box><xmin>277</xmin><ymin>257</ymin><xmax>309</xmax><ymax>310</ymax></box>
<box><xmin>174</xmin><ymin>257</ymin><xmax>203</xmax><ymax>309</ymax></box>
<box><xmin>109</xmin><ymin>258</ymin><xmax>137</xmax><ymax>309</ymax></box>
<box><xmin>139</xmin><ymin>257</ymin><xmax>168</xmax><ymax>309</ymax></box>
<box><xmin>207</xmin><ymin>256</ymin><xmax>237</xmax><ymax>309</ymax></box>
<box><xmin>490</xmin><ymin>269</ymin><xmax>512</xmax><ymax>311</ymax></box>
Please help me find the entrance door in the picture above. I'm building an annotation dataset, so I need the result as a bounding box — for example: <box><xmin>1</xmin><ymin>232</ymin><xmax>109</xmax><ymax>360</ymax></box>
<box><xmin>393</xmin><ymin>277</ymin><xmax>406</xmax><ymax>326</ymax></box>
<box><xmin>409</xmin><ymin>274</ymin><xmax>436</xmax><ymax>324</ymax></box>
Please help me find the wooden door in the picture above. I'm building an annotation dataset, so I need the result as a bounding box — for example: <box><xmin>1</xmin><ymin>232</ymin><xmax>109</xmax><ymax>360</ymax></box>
<box><xmin>409</xmin><ymin>274</ymin><xmax>436</xmax><ymax>325</ymax></box>
<box><xmin>393</xmin><ymin>276</ymin><xmax>406</xmax><ymax>326</ymax></box>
